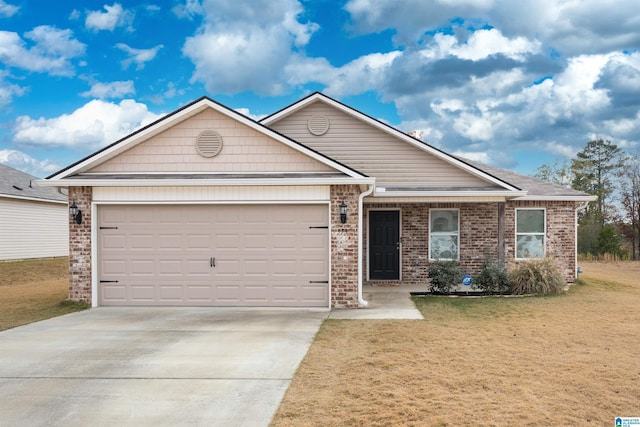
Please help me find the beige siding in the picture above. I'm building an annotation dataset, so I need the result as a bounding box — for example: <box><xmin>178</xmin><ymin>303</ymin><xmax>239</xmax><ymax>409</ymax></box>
<box><xmin>90</xmin><ymin>109</ymin><xmax>334</xmax><ymax>174</ymax></box>
<box><xmin>93</xmin><ymin>185</ymin><xmax>330</xmax><ymax>202</ymax></box>
<box><xmin>269</xmin><ymin>102</ymin><xmax>490</xmax><ymax>187</ymax></box>
<box><xmin>0</xmin><ymin>197</ymin><xmax>69</xmax><ymax>260</ymax></box>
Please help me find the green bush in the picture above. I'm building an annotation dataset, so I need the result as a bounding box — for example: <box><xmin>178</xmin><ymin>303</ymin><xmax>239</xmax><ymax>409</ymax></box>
<box><xmin>427</xmin><ymin>261</ymin><xmax>463</xmax><ymax>294</ymax></box>
<box><xmin>509</xmin><ymin>257</ymin><xmax>566</xmax><ymax>295</ymax></box>
<box><xmin>474</xmin><ymin>258</ymin><xmax>510</xmax><ymax>294</ymax></box>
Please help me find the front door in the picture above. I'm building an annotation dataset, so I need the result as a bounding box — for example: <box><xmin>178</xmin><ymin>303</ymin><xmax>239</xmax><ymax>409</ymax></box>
<box><xmin>369</xmin><ymin>210</ymin><xmax>400</xmax><ymax>280</ymax></box>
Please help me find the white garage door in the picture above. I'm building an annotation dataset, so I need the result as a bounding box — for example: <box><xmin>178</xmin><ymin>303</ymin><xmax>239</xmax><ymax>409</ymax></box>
<box><xmin>98</xmin><ymin>204</ymin><xmax>329</xmax><ymax>307</ymax></box>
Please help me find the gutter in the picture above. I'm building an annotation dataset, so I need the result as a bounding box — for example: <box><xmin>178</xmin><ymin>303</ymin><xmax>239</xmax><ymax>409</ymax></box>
<box><xmin>357</xmin><ymin>184</ymin><xmax>375</xmax><ymax>307</ymax></box>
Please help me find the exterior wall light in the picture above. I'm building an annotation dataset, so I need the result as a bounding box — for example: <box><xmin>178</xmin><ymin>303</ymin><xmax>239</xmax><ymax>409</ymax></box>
<box><xmin>340</xmin><ymin>201</ymin><xmax>347</xmax><ymax>224</ymax></box>
<box><xmin>69</xmin><ymin>202</ymin><xmax>82</xmax><ymax>224</ymax></box>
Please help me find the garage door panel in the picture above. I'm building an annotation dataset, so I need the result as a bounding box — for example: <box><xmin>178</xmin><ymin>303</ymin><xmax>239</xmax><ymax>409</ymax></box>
<box><xmin>130</xmin><ymin>260</ymin><xmax>154</xmax><ymax>275</ymax></box>
<box><xmin>130</xmin><ymin>285</ymin><xmax>155</xmax><ymax>301</ymax></box>
<box><xmin>99</xmin><ymin>204</ymin><xmax>329</xmax><ymax>307</ymax></box>
<box><xmin>158</xmin><ymin>234</ymin><xmax>182</xmax><ymax>249</ymax></box>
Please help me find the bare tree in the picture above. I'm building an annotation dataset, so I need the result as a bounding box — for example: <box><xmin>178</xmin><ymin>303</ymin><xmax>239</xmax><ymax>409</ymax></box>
<box><xmin>619</xmin><ymin>156</ymin><xmax>640</xmax><ymax>259</ymax></box>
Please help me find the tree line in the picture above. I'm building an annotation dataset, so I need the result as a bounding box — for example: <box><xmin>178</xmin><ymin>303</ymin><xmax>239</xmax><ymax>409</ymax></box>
<box><xmin>532</xmin><ymin>138</ymin><xmax>639</xmax><ymax>259</ymax></box>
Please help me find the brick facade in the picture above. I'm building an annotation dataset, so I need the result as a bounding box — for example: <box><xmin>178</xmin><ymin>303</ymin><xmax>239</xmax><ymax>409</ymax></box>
<box><xmin>68</xmin><ymin>186</ymin><xmax>92</xmax><ymax>303</ymax></box>
<box><xmin>330</xmin><ymin>185</ymin><xmax>361</xmax><ymax>308</ymax></box>
<box><xmin>364</xmin><ymin>200</ymin><xmax>577</xmax><ymax>287</ymax></box>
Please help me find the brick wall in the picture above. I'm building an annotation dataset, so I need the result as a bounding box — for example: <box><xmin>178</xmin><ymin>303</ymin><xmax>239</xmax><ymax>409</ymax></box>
<box><xmin>68</xmin><ymin>186</ymin><xmax>92</xmax><ymax>303</ymax></box>
<box><xmin>330</xmin><ymin>185</ymin><xmax>360</xmax><ymax>308</ymax></box>
<box><xmin>363</xmin><ymin>200</ymin><xmax>577</xmax><ymax>286</ymax></box>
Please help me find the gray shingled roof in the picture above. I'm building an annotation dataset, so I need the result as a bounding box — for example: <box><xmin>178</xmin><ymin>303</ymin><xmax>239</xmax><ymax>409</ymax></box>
<box><xmin>0</xmin><ymin>163</ymin><xmax>67</xmax><ymax>202</ymax></box>
<box><xmin>461</xmin><ymin>158</ymin><xmax>592</xmax><ymax>198</ymax></box>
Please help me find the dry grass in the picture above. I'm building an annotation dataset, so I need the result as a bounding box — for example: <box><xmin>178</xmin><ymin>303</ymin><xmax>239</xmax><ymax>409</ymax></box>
<box><xmin>272</xmin><ymin>261</ymin><xmax>640</xmax><ymax>426</ymax></box>
<box><xmin>0</xmin><ymin>257</ymin><xmax>87</xmax><ymax>331</ymax></box>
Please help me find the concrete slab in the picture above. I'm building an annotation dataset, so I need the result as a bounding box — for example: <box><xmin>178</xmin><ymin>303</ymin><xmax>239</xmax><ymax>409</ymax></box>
<box><xmin>0</xmin><ymin>307</ymin><xmax>327</xmax><ymax>427</ymax></box>
<box><xmin>329</xmin><ymin>285</ymin><xmax>424</xmax><ymax>319</ymax></box>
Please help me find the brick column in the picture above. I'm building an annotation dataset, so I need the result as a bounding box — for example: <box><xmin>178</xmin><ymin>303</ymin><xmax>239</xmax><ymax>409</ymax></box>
<box><xmin>68</xmin><ymin>186</ymin><xmax>92</xmax><ymax>303</ymax></box>
<box><xmin>330</xmin><ymin>185</ymin><xmax>360</xmax><ymax>308</ymax></box>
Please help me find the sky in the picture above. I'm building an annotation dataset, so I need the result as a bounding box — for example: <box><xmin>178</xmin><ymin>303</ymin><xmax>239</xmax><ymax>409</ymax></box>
<box><xmin>1</xmin><ymin>0</ymin><xmax>639</xmax><ymax>178</ymax></box>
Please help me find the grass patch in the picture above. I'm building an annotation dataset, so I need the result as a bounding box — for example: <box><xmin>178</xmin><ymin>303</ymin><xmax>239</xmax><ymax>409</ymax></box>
<box><xmin>0</xmin><ymin>257</ymin><xmax>87</xmax><ymax>331</ymax></box>
<box><xmin>271</xmin><ymin>262</ymin><xmax>640</xmax><ymax>426</ymax></box>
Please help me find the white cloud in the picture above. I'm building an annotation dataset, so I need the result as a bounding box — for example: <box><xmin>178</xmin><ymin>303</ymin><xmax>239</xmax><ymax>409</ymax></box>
<box><xmin>450</xmin><ymin>29</ymin><xmax>540</xmax><ymax>61</ymax></box>
<box><xmin>0</xmin><ymin>26</ymin><xmax>85</xmax><ymax>76</ymax></box>
<box><xmin>85</xmin><ymin>3</ymin><xmax>133</xmax><ymax>32</ymax></box>
<box><xmin>234</xmin><ymin>108</ymin><xmax>266</xmax><ymax>121</ymax></box>
<box><xmin>12</xmin><ymin>99</ymin><xmax>162</xmax><ymax>150</ymax></box>
<box><xmin>115</xmin><ymin>43</ymin><xmax>163</xmax><ymax>70</ymax></box>
<box><xmin>172</xmin><ymin>0</ymin><xmax>203</xmax><ymax>19</ymax></box>
<box><xmin>0</xmin><ymin>149</ymin><xmax>59</xmax><ymax>177</ymax></box>
<box><xmin>344</xmin><ymin>0</ymin><xmax>640</xmax><ymax>55</ymax></box>
<box><xmin>318</xmin><ymin>51</ymin><xmax>402</xmax><ymax>97</ymax></box>
<box><xmin>182</xmin><ymin>0</ymin><xmax>320</xmax><ymax>95</ymax></box>
<box><xmin>0</xmin><ymin>71</ymin><xmax>26</xmax><ymax>106</ymax></box>
<box><xmin>81</xmin><ymin>80</ymin><xmax>135</xmax><ymax>99</ymax></box>
<box><xmin>0</xmin><ymin>0</ymin><xmax>19</xmax><ymax>17</ymax></box>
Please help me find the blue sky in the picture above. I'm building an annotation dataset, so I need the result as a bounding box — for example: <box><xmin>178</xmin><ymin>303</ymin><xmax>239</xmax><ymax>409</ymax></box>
<box><xmin>1</xmin><ymin>0</ymin><xmax>639</xmax><ymax>178</ymax></box>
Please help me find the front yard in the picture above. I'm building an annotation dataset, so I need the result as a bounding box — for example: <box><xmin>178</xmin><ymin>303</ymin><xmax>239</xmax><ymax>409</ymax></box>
<box><xmin>2</xmin><ymin>259</ymin><xmax>638</xmax><ymax>425</ymax></box>
<box><xmin>0</xmin><ymin>257</ymin><xmax>87</xmax><ymax>331</ymax></box>
<box><xmin>271</xmin><ymin>262</ymin><xmax>640</xmax><ymax>426</ymax></box>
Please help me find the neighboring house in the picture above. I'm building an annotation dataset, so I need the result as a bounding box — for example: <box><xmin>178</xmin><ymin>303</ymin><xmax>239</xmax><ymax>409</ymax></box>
<box><xmin>40</xmin><ymin>93</ymin><xmax>595</xmax><ymax>308</ymax></box>
<box><xmin>0</xmin><ymin>163</ymin><xmax>68</xmax><ymax>261</ymax></box>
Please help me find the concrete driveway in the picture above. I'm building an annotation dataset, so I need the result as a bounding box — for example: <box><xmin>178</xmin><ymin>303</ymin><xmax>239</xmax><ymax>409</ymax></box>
<box><xmin>0</xmin><ymin>307</ymin><xmax>327</xmax><ymax>427</ymax></box>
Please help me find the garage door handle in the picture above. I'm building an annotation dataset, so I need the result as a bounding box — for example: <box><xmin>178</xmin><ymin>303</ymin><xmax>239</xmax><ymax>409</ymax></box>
<box><xmin>210</xmin><ymin>257</ymin><xmax>216</xmax><ymax>268</ymax></box>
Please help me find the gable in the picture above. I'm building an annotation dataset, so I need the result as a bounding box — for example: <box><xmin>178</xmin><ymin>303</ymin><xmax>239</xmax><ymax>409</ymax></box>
<box><xmin>88</xmin><ymin>108</ymin><xmax>334</xmax><ymax>174</ymax></box>
<box><xmin>265</xmin><ymin>99</ymin><xmax>494</xmax><ymax>188</ymax></box>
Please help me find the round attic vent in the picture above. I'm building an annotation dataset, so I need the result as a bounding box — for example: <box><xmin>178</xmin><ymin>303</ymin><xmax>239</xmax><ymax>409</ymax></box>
<box><xmin>196</xmin><ymin>130</ymin><xmax>223</xmax><ymax>158</ymax></box>
<box><xmin>307</xmin><ymin>115</ymin><xmax>330</xmax><ymax>136</ymax></box>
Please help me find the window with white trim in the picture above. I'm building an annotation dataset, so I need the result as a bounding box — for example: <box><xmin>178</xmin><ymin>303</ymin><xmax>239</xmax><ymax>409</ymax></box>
<box><xmin>429</xmin><ymin>209</ymin><xmax>459</xmax><ymax>261</ymax></box>
<box><xmin>516</xmin><ymin>208</ymin><xmax>546</xmax><ymax>259</ymax></box>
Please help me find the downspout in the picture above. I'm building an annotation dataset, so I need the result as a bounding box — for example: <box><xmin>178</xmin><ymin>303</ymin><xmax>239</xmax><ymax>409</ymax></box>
<box><xmin>358</xmin><ymin>184</ymin><xmax>375</xmax><ymax>307</ymax></box>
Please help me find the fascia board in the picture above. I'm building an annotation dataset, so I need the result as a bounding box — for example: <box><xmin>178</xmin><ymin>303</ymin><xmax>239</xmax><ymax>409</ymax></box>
<box><xmin>512</xmin><ymin>195</ymin><xmax>597</xmax><ymax>202</ymax></box>
<box><xmin>373</xmin><ymin>190</ymin><xmax>528</xmax><ymax>198</ymax></box>
<box><xmin>36</xmin><ymin>177</ymin><xmax>376</xmax><ymax>187</ymax></box>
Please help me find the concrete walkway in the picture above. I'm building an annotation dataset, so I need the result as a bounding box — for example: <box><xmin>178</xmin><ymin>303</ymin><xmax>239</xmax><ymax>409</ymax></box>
<box><xmin>329</xmin><ymin>285</ymin><xmax>424</xmax><ymax>319</ymax></box>
<box><xmin>0</xmin><ymin>307</ymin><xmax>327</xmax><ymax>427</ymax></box>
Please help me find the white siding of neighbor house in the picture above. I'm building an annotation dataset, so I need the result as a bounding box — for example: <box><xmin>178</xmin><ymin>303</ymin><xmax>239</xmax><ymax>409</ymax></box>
<box><xmin>89</xmin><ymin>109</ymin><xmax>334</xmax><ymax>174</ymax></box>
<box><xmin>268</xmin><ymin>101</ymin><xmax>492</xmax><ymax>188</ymax></box>
<box><xmin>93</xmin><ymin>186</ymin><xmax>331</xmax><ymax>202</ymax></box>
<box><xmin>0</xmin><ymin>197</ymin><xmax>69</xmax><ymax>260</ymax></box>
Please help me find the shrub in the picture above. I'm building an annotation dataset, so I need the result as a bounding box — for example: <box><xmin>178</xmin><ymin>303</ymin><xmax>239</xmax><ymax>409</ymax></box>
<box><xmin>474</xmin><ymin>257</ymin><xmax>510</xmax><ymax>294</ymax></box>
<box><xmin>509</xmin><ymin>257</ymin><xmax>566</xmax><ymax>295</ymax></box>
<box><xmin>427</xmin><ymin>261</ymin><xmax>463</xmax><ymax>294</ymax></box>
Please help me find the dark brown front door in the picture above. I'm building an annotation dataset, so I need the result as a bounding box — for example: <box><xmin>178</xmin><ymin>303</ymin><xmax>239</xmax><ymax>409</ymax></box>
<box><xmin>369</xmin><ymin>210</ymin><xmax>400</xmax><ymax>280</ymax></box>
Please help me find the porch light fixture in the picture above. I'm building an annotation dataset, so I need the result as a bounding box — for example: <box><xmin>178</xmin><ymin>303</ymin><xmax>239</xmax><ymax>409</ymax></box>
<box><xmin>340</xmin><ymin>201</ymin><xmax>347</xmax><ymax>224</ymax></box>
<box><xmin>69</xmin><ymin>202</ymin><xmax>82</xmax><ymax>224</ymax></box>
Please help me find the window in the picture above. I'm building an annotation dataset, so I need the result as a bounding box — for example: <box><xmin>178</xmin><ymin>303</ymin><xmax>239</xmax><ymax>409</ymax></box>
<box><xmin>516</xmin><ymin>209</ymin><xmax>545</xmax><ymax>259</ymax></box>
<box><xmin>429</xmin><ymin>209</ymin><xmax>459</xmax><ymax>260</ymax></box>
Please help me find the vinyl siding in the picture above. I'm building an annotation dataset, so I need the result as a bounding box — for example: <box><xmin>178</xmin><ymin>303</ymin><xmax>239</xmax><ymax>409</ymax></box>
<box><xmin>90</xmin><ymin>109</ymin><xmax>334</xmax><ymax>174</ymax></box>
<box><xmin>0</xmin><ymin>197</ymin><xmax>68</xmax><ymax>260</ymax></box>
<box><xmin>269</xmin><ymin>102</ymin><xmax>491</xmax><ymax>187</ymax></box>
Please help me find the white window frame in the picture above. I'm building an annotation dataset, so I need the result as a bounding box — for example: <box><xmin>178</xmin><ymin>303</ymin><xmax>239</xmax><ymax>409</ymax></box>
<box><xmin>429</xmin><ymin>208</ymin><xmax>460</xmax><ymax>261</ymax></box>
<box><xmin>515</xmin><ymin>208</ymin><xmax>546</xmax><ymax>260</ymax></box>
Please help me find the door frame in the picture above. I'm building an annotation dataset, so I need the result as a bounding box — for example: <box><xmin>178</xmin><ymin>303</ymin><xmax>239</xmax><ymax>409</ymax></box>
<box><xmin>366</xmin><ymin>208</ymin><xmax>401</xmax><ymax>281</ymax></box>
<box><xmin>92</xmin><ymin>200</ymin><xmax>332</xmax><ymax>308</ymax></box>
